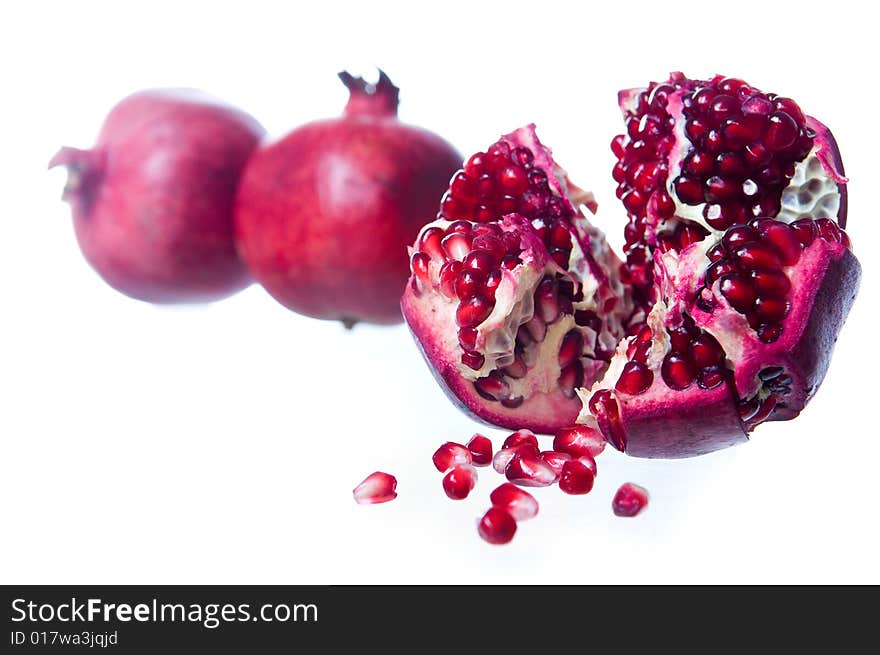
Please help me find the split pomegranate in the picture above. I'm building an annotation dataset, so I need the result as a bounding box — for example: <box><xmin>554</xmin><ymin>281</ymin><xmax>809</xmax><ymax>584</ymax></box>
<box><xmin>353</xmin><ymin>471</ymin><xmax>398</xmax><ymax>505</ymax></box>
<box><xmin>50</xmin><ymin>89</ymin><xmax>264</xmax><ymax>303</ymax></box>
<box><xmin>402</xmin><ymin>125</ymin><xmax>631</xmax><ymax>432</ymax></box>
<box><xmin>612</xmin><ymin>483</ymin><xmax>649</xmax><ymax>517</ymax></box>
<box><xmin>403</xmin><ymin>74</ymin><xmax>861</xmax><ymax>459</ymax></box>
<box><xmin>235</xmin><ymin>70</ymin><xmax>462</xmax><ymax>326</ymax></box>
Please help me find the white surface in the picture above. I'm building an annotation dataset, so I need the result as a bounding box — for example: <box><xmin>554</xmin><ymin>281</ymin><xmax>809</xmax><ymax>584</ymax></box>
<box><xmin>1</xmin><ymin>0</ymin><xmax>877</xmax><ymax>584</ymax></box>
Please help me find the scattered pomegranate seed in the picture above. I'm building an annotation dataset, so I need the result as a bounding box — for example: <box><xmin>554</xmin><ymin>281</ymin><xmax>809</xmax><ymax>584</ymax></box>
<box><xmin>442</xmin><ymin>464</ymin><xmax>478</xmax><ymax>500</ymax></box>
<box><xmin>478</xmin><ymin>507</ymin><xmax>517</xmax><ymax>545</ymax></box>
<box><xmin>467</xmin><ymin>434</ymin><xmax>493</xmax><ymax>466</ymax></box>
<box><xmin>489</xmin><ymin>483</ymin><xmax>539</xmax><ymax>521</ymax></box>
<box><xmin>505</xmin><ymin>452</ymin><xmax>559</xmax><ymax>487</ymax></box>
<box><xmin>352</xmin><ymin>471</ymin><xmax>398</xmax><ymax>505</ymax></box>
<box><xmin>559</xmin><ymin>460</ymin><xmax>595</xmax><ymax>495</ymax></box>
<box><xmin>432</xmin><ymin>442</ymin><xmax>472</xmax><ymax>473</ymax></box>
<box><xmin>612</xmin><ymin>482</ymin><xmax>650</xmax><ymax>517</ymax></box>
<box><xmin>553</xmin><ymin>425</ymin><xmax>606</xmax><ymax>457</ymax></box>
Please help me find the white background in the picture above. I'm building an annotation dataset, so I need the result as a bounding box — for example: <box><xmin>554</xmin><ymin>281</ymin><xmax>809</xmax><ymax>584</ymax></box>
<box><xmin>1</xmin><ymin>0</ymin><xmax>877</xmax><ymax>584</ymax></box>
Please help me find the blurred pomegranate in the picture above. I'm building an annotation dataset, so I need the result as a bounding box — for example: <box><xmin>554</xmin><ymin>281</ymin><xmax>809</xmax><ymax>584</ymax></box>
<box><xmin>50</xmin><ymin>88</ymin><xmax>264</xmax><ymax>303</ymax></box>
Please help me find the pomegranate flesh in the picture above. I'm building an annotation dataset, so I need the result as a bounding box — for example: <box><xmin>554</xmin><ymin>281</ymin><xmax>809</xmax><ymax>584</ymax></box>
<box><xmin>404</xmin><ymin>73</ymin><xmax>860</xmax><ymax>459</ymax></box>
<box><xmin>235</xmin><ymin>70</ymin><xmax>462</xmax><ymax>326</ymax></box>
<box><xmin>50</xmin><ymin>89</ymin><xmax>264</xmax><ymax>303</ymax></box>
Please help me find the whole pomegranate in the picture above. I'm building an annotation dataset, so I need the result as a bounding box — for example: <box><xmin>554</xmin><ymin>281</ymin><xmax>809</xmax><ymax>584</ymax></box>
<box><xmin>234</xmin><ymin>71</ymin><xmax>462</xmax><ymax>326</ymax></box>
<box><xmin>402</xmin><ymin>73</ymin><xmax>861</xmax><ymax>459</ymax></box>
<box><xmin>50</xmin><ymin>89</ymin><xmax>264</xmax><ymax>303</ymax></box>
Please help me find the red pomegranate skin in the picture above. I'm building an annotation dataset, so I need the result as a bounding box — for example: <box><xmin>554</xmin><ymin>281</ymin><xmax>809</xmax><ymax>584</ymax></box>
<box><xmin>234</xmin><ymin>73</ymin><xmax>462</xmax><ymax>325</ymax></box>
<box><xmin>50</xmin><ymin>89</ymin><xmax>264</xmax><ymax>303</ymax></box>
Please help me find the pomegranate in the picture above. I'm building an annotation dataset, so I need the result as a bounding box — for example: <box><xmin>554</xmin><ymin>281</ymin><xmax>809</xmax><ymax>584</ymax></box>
<box><xmin>612</xmin><ymin>483</ymin><xmax>649</xmax><ymax>517</ymax></box>
<box><xmin>401</xmin><ymin>125</ymin><xmax>632</xmax><ymax>432</ymax></box>
<box><xmin>432</xmin><ymin>441</ymin><xmax>473</xmax><ymax>472</ymax></box>
<box><xmin>235</xmin><ymin>70</ymin><xmax>462</xmax><ymax>326</ymax></box>
<box><xmin>49</xmin><ymin>89</ymin><xmax>264</xmax><ymax>303</ymax></box>
<box><xmin>403</xmin><ymin>74</ymin><xmax>861</xmax><ymax>459</ymax></box>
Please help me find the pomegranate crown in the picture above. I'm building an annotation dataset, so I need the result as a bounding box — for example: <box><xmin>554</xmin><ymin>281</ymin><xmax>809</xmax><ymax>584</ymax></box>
<box><xmin>338</xmin><ymin>69</ymin><xmax>400</xmax><ymax>117</ymax></box>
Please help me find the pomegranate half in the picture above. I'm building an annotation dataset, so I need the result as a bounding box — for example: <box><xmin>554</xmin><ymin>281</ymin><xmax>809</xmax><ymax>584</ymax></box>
<box><xmin>402</xmin><ymin>73</ymin><xmax>861</xmax><ymax>459</ymax></box>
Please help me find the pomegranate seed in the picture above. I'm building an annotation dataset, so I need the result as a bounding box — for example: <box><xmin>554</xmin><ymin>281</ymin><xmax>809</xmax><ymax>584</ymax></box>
<box><xmin>442</xmin><ymin>232</ymin><xmax>472</xmax><ymax>261</ymax></box>
<box><xmin>697</xmin><ymin>365</ymin><xmax>726</xmax><ymax>390</ymax></box>
<box><xmin>443</xmin><ymin>464</ymin><xmax>477</xmax><ymax>500</ymax></box>
<box><xmin>758</xmin><ymin>324</ymin><xmax>783</xmax><ymax>343</ymax></box>
<box><xmin>540</xmin><ymin>450</ymin><xmax>572</xmax><ymax>477</ymax></box>
<box><xmin>464</xmin><ymin>249</ymin><xmax>498</xmax><ymax>274</ymax></box>
<box><xmin>419</xmin><ymin>226</ymin><xmax>445</xmax><ymax>260</ymax></box>
<box><xmin>455</xmin><ymin>269</ymin><xmax>485</xmax><ymax>300</ymax></box>
<box><xmin>574</xmin><ymin>453</ymin><xmax>598</xmax><ymax>475</ymax></box>
<box><xmin>460</xmin><ymin>350</ymin><xmax>485</xmax><ymax>370</ymax></box>
<box><xmin>455</xmin><ymin>295</ymin><xmax>494</xmax><ymax>328</ymax></box>
<box><xmin>790</xmin><ymin>218</ymin><xmax>817</xmax><ymax>246</ymax></box>
<box><xmin>722</xmin><ymin>225</ymin><xmax>757</xmax><ymax>251</ymax></box>
<box><xmin>751</xmin><ymin>270</ymin><xmax>791</xmax><ymax>297</ymax></box>
<box><xmin>612</xmin><ymin>482</ymin><xmax>649</xmax><ymax>517</ymax></box>
<box><xmin>558</xmin><ymin>360</ymin><xmax>584</xmax><ymax>398</ymax></box>
<box><xmin>490</xmin><ymin>483</ymin><xmax>539</xmax><ymax>521</ymax></box>
<box><xmin>558</xmin><ymin>330</ymin><xmax>583</xmax><ymax>368</ymax></box>
<box><xmin>758</xmin><ymin>221</ymin><xmax>802</xmax><ymax>266</ymax></box>
<box><xmin>467</xmin><ymin>434</ymin><xmax>493</xmax><ymax>466</ymax></box>
<box><xmin>535</xmin><ymin>277</ymin><xmax>560</xmax><ymax>324</ymax></box>
<box><xmin>432</xmin><ymin>442</ymin><xmax>473</xmax><ymax>473</ymax></box>
<box><xmin>589</xmin><ymin>389</ymin><xmax>626</xmax><ymax>452</ymax></box>
<box><xmin>719</xmin><ymin>273</ymin><xmax>757</xmax><ymax>312</ymax></box>
<box><xmin>505</xmin><ymin>452</ymin><xmax>559</xmax><ymax>487</ymax></box>
<box><xmin>553</xmin><ymin>425</ymin><xmax>606</xmax><ymax>458</ymax></box>
<box><xmin>503</xmin><ymin>429</ymin><xmax>539</xmax><ymax>451</ymax></box>
<box><xmin>458</xmin><ymin>326</ymin><xmax>478</xmax><ymax>351</ymax></box>
<box><xmin>765</xmin><ymin>111</ymin><xmax>799</xmax><ymax>151</ymax></box>
<box><xmin>439</xmin><ymin>260</ymin><xmax>463</xmax><ymax>298</ymax></box>
<box><xmin>616</xmin><ymin>361</ymin><xmax>654</xmax><ymax>395</ymax></box>
<box><xmin>353</xmin><ymin>471</ymin><xmax>397</xmax><ymax>505</ymax></box>
<box><xmin>689</xmin><ymin>334</ymin><xmax>724</xmax><ymax>368</ymax></box>
<box><xmin>754</xmin><ymin>296</ymin><xmax>789</xmax><ymax>323</ymax></box>
<box><xmin>661</xmin><ymin>352</ymin><xmax>695</xmax><ymax>390</ymax></box>
<box><xmin>559</xmin><ymin>460</ymin><xmax>595</xmax><ymax>495</ymax></box>
<box><xmin>816</xmin><ymin>218</ymin><xmax>843</xmax><ymax>243</ymax></box>
<box><xmin>478</xmin><ymin>507</ymin><xmax>517</xmax><ymax>545</ymax></box>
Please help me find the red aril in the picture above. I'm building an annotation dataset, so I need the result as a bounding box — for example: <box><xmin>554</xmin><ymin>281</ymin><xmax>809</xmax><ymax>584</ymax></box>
<box><xmin>539</xmin><ymin>451</ymin><xmax>572</xmax><ymax>477</ymax></box>
<box><xmin>552</xmin><ymin>425</ymin><xmax>606</xmax><ymax>458</ymax></box>
<box><xmin>432</xmin><ymin>442</ymin><xmax>472</xmax><ymax>472</ymax></box>
<box><xmin>612</xmin><ymin>482</ymin><xmax>649</xmax><ymax>517</ymax></box>
<box><xmin>442</xmin><ymin>465</ymin><xmax>478</xmax><ymax>500</ymax></box>
<box><xmin>489</xmin><ymin>483</ymin><xmax>539</xmax><ymax>521</ymax></box>
<box><xmin>504</xmin><ymin>451</ymin><xmax>558</xmax><ymax>487</ymax></box>
<box><xmin>477</xmin><ymin>507</ymin><xmax>517</xmax><ymax>545</ymax></box>
<box><xmin>467</xmin><ymin>434</ymin><xmax>493</xmax><ymax>466</ymax></box>
<box><xmin>559</xmin><ymin>460</ymin><xmax>595</xmax><ymax>495</ymax></box>
<box><xmin>353</xmin><ymin>471</ymin><xmax>398</xmax><ymax>505</ymax></box>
